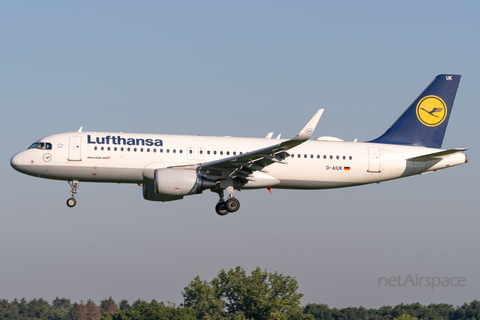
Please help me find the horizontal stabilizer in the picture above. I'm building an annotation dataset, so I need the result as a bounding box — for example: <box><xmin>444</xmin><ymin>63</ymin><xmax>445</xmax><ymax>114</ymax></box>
<box><xmin>407</xmin><ymin>148</ymin><xmax>468</xmax><ymax>161</ymax></box>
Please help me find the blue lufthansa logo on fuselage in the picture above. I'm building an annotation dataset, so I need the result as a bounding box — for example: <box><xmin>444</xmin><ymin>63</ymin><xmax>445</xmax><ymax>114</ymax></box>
<box><xmin>87</xmin><ymin>135</ymin><xmax>163</xmax><ymax>147</ymax></box>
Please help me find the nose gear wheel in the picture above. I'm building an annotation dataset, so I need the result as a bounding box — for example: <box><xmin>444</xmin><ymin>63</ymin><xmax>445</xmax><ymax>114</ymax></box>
<box><xmin>67</xmin><ymin>180</ymin><xmax>79</xmax><ymax>208</ymax></box>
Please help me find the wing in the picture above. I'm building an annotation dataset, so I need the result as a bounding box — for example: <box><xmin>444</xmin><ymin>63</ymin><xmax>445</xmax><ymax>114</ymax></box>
<box><xmin>175</xmin><ymin>109</ymin><xmax>324</xmax><ymax>183</ymax></box>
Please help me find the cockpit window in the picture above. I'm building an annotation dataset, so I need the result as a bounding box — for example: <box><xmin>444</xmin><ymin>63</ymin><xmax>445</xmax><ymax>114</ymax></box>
<box><xmin>28</xmin><ymin>143</ymin><xmax>39</xmax><ymax>149</ymax></box>
<box><xmin>28</xmin><ymin>142</ymin><xmax>52</xmax><ymax>150</ymax></box>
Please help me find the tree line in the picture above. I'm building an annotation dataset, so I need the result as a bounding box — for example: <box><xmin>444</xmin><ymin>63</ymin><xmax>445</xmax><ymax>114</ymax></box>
<box><xmin>1</xmin><ymin>266</ymin><xmax>478</xmax><ymax>320</ymax></box>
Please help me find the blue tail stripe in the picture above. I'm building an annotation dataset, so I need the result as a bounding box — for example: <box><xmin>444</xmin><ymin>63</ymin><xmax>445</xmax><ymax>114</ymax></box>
<box><xmin>369</xmin><ymin>74</ymin><xmax>461</xmax><ymax>148</ymax></box>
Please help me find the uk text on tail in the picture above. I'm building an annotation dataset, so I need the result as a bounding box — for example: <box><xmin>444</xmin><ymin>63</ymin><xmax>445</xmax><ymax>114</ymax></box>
<box><xmin>370</xmin><ymin>74</ymin><xmax>461</xmax><ymax>148</ymax></box>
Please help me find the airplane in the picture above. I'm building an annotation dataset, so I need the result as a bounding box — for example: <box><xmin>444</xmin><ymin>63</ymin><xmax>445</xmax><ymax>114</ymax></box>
<box><xmin>10</xmin><ymin>74</ymin><xmax>468</xmax><ymax>216</ymax></box>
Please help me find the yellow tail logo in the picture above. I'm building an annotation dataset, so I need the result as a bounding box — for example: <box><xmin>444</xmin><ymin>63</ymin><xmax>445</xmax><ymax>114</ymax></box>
<box><xmin>416</xmin><ymin>95</ymin><xmax>447</xmax><ymax>127</ymax></box>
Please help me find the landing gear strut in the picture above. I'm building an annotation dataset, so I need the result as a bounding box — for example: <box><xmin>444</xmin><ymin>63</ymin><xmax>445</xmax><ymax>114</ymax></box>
<box><xmin>214</xmin><ymin>187</ymin><xmax>240</xmax><ymax>216</ymax></box>
<box><xmin>66</xmin><ymin>180</ymin><xmax>79</xmax><ymax>208</ymax></box>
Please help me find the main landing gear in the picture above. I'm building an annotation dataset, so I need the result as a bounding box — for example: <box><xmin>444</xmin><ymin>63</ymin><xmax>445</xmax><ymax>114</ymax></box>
<box><xmin>214</xmin><ymin>187</ymin><xmax>240</xmax><ymax>216</ymax></box>
<box><xmin>66</xmin><ymin>180</ymin><xmax>79</xmax><ymax>208</ymax></box>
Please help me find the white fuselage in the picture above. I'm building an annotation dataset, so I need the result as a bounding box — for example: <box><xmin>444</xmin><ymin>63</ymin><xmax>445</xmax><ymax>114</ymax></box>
<box><xmin>10</xmin><ymin>132</ymin><xmax>467</xmax><ymax>190</ymax></box>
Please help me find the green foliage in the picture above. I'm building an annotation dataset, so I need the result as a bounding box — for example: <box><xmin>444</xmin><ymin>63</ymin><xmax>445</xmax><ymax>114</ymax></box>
<box><xmin>304</xmin><ymin>301</ymin><xmax>462</xmax><ymax>319</ymax></box>
<box><xmin>394</xmin><ymin>315</ymin><xmax>418</xmax><ymax>320</ymax></box>
<box><xmin>100</xmin><ymin>298</ymin><xmax>118</xmax><ymax>315</ymax></box>
<box><xmin>118</xmin><ymin>300</ymin><xmax>130</xmax><ymax>311</ymax></box>
<box><xmin>0</xmin><ymin>269</ymin><xmax>479</xmax><ymax>320</ymax></box>
<box><xmin>182</xmin><ymin>275</ymin><xmax>227</xmax><ymax>319</ymax></box>
<box><xmin>101</xmin><ymin>301</ymin><xmax>195</xmax><ymax>320</ymax></box>
<box><xmin>52</xmin><ymin>298</ymin><xmax>72</xmax><ymax>311</ymax></box>
<box><xmin>183</xmin><ymin>266</ymin><xmax>310</xmax><ymax>320</ymax></box>
<box><xmin>27</xmin><ymin>298</ymin><xmax>50</xmax><ymax>319</ymax></box>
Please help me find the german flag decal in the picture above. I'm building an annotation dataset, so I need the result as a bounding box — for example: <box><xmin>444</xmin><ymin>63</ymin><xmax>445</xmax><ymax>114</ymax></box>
<box><xmin>344</xmin><ymin>167</ymin><xmax>351</xmax><ymax>171</ymax></box>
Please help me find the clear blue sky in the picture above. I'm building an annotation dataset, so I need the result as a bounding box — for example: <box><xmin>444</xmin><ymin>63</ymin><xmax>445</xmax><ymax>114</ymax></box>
<box><xmin>1</xmin><ymin>1</ymin><xmax>479</xmax><ymax>308</ymax></box>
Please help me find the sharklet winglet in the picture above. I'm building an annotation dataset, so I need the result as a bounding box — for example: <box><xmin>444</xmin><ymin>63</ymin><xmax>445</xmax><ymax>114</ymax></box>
<box><xmin>292</xmin><ymin>109</ymin><xmax>324</xmax><ymax>141</ymax></box>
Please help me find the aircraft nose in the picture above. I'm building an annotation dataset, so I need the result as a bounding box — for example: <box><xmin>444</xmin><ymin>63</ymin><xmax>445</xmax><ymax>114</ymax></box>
<box><xmin>10</xmin><ymin>152</ymin><xmax>24</xmax><ymax>171</ymax></box>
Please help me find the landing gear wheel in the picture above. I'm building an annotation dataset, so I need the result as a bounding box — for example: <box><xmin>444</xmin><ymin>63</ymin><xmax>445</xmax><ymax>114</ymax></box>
<box><xmin>66</xmin><ymin>198</ymin><xmax>77</xmax><ymax>208</ymax></box>
<box><xmin>67</xmin><ymin>180</ymin><xmax>79</xmax><ymax>208</ymax></box>
<box><xmin>215</xmin><ymin>202</ymin><xmax>228</xmax><ymax>216</ymax></box>
<box><xmin>226</xmin><ymin>198</ymin><xmax>240</xmax><ymax>213</ymax></box>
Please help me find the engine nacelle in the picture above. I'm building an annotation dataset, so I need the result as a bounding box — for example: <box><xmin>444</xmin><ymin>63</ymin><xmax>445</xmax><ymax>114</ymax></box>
<box><xmin>142</xmin><ymin>184</ymin><xmax>184</xmax><ymax>202</ymax></box>
<box><xmin>154</xmin><ymin>168</ymin><xmax>216</xmax><ymax>196</ymax></box>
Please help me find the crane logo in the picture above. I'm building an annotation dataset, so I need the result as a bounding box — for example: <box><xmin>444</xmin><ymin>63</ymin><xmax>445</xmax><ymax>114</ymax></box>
<box><xmin>416</xmin><ymin>95</ymin><xmax>447</xmax><ymax>127</ymax></box>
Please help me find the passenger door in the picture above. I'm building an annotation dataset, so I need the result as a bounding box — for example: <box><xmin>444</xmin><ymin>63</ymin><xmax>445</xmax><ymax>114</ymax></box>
<box><xmin>68</xmin><ymin>136</ymin><xmax>82</xmax><ymax>161</ymax></box>
<box><xmin>367</xmin><ymin>147</ymin><xmax>380</xmax><ymax>173</ymax></box>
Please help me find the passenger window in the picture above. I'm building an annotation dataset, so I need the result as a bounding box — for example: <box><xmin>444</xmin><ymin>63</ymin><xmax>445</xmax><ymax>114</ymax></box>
<box><xmin>343</xmin><ymin>156</ymin><xmax>346</xmax><ymax>160</ymax></box>
<box><xmin>189</xmin><ymin>149</ymin><xmax>193</xmax><ymax>154</ymax></box>
<box><xmin>226</xmin><ymin>151</ymin><xmax>230</xmax><ymax>155</ymax></box>
<box><xmin>233</xmin><ymin>151</ymin><xmax>236</xmax><ymax>155</ymax></box>
<box><xmin>304</xmin><ymin>154</ymin><xmax>307</xmax><ymax>158</ymax></box>
<box><xmin>153</xmin><ymin>148</ymin><xmax>156</xmax><ymax>152</ymax></box>
<box><xmin>107</xmin><ymin>147</ymin><xmax>111</xmax><ymax>151</ymax></box>
<box><xmin>349</xmin><ymin>156</ymin><xmax>353</xmax><ymax>160</ymax></box>
<box><xmin>330</xmin><ymin>155</ymin><xmax>333</xmax><ymax>159</ymax></box>
<box><xmin>179</xmin><ymin>150</ymin><xmax>183</xmax><ymax>154</ymax></box>
<box><xmin>160</xmin><ymin>149</ymin><xmax>163</xmax><ymax>153</ymax></box>
<box><xmin>147</xmin><ymin>148</ymin><xmax>150</xmax><ymax>152</ymax></box>
<box><xmin>173</xmin><ymin>149</ymin><xmax>176</xmax><ymax>153</ymax></box>
<box><xmin>166</xmin><ymin>149</ymin><xmax>170</xmax><ymax>153</ymax></box>
<box><xmin>214</xmin><ymin>151</ymin><xmax>217</xmax><ymax>155</ymax></box>
<box><xmin>200</xmin><ymin>150</ymin><xmax>203</xmax><ymax>154</ymax></box>
<box><xmin>297</xmin><ymin>154</ymin><xmax>301</xmax><ymax>158</ymax></box>
<box><xmin>94</xmin><ymin>146</ymin><xmax>97</xmax><ymax>151</ymax></box>
<box><xmin>121</xmin><ymin>147</ymin><xmax>124</xmax><ymax>151</ymax></box>
<box><xmin>336</xmin><ymin>155</ymin><xmax>339</xmax><ymax>159</ymax></box>
<box><xmin>310</xmin><ymin>155</ymin><xmax>313</xmax><ymax>159</ymax></box>
<box><xmin>317</xmin><ymin>155</ymin><xmax>320</xmax><ymax>159</ymax></box>
<box><xmin>291</xmin><ymin>154</ymin><xmax>294</xmax><ymax>157</ymax></box>
<box><xmin>127</xmin><ymin>148</ymin><xmax>130</xmax><ymax>152</ymax></box>
<box><xmin>220</xmin><ymin>151</ymin><xmax>223</xmax><ymax>155</ymax></box>
<box><xmin>207</xmin><ymin>150</ymin><xmax>211</xmax><ymax>155</ymax></box>
<box><xmin>114</xmin><ymin>147</ymin><xmax>117</xmax><ymax>151</ymax></box>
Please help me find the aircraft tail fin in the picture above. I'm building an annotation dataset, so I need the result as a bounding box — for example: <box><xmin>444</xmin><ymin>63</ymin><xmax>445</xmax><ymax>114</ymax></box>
<box><xmin>369</xmin><ymin>74</ymin><xmax>461</xmax><ymax>148</ymax></box>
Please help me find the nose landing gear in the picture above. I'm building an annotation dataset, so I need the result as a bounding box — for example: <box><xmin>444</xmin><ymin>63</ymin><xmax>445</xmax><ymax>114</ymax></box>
<box><xmin>66</xmin><ymin>180</ymin><xmax>79</xmax><ymax>208</ymax></box>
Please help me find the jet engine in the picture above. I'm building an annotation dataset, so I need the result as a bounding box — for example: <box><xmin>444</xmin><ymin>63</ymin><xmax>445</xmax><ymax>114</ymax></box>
<box><xmin>154</xmin><ymin>168</ymin><xmax>216</xmax><ymax>196</ymax></box>
<box><xmin>142</xmin><ymin>183</ymin><xmax>184</xmax><ymax>202</ymax></box>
